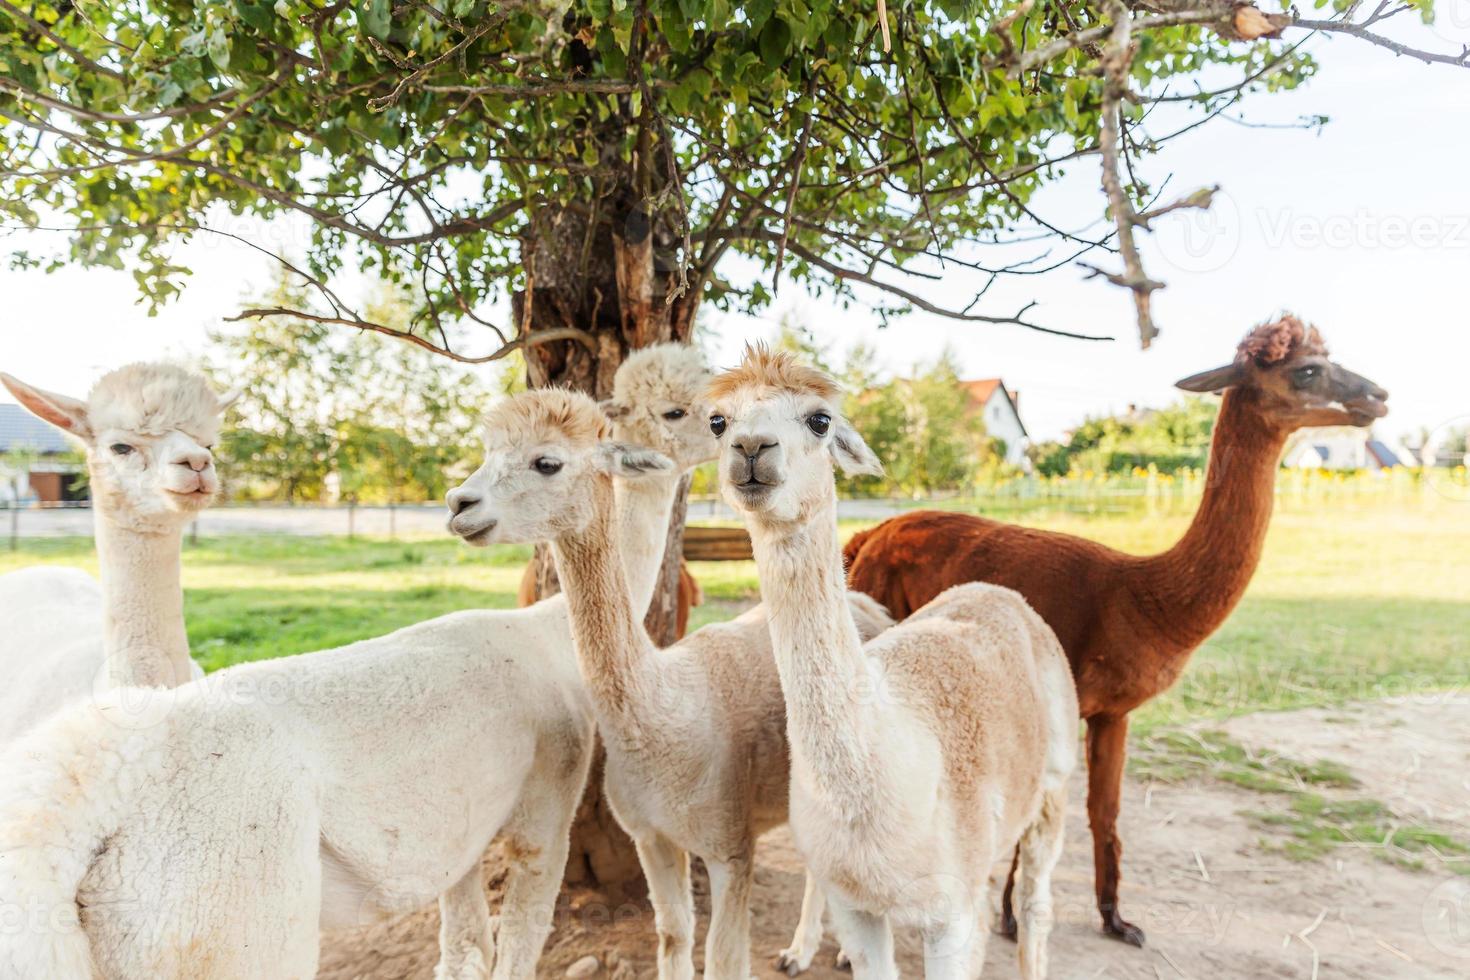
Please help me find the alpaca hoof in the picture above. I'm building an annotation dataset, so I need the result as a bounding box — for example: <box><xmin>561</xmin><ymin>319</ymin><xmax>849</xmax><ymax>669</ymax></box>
<box><xmin>834</xmin><ymin>949</ymin><xmax>851</xmax><ymax>971</ymax></box>
<box><xmin>1103</xmin><ymin>912</ymin><xmax>1146</xmax><ymax>947</ymax></box>
<box><xmin>775</xmin><ymin>949</ymin><xmax>811</xmax><ymax>976</ymax></box>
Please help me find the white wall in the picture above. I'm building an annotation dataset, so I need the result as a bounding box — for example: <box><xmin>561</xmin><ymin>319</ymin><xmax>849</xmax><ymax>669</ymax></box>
<box><xmin>984</xmin><ymin>392</ymin><xmax>1030</xmax><ymax>467</ymax></box>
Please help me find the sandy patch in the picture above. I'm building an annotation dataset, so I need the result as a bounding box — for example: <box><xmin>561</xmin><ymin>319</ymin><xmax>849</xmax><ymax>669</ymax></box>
<box><xmin>319</xmin><ymin>697</ymin><xmax>1470</xmax><ymax>978</ymax></box>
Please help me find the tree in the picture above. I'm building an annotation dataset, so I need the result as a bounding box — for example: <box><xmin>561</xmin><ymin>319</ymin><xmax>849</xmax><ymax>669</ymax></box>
<box><xmin>842</xmin><ymin>347</ymin><xmax>994</xmax><ymax>496</ymax></box>
<box><xmin>5</xmin><ymin>0</ymin><xmax>1464</xmax><ymax>887</ymax></box>
<box><xmin>1029</xmin><ymin>394</ymin><xmax>1219</xmax><ymax>475</ymax></box>
<box><xmin>210</xmin><ymin>272</ymin><xmax>491</xmax><ymax>503</ymax></box>
<box><xmin>8</xmin><ymin>1</ymin><xmax>1466</xmax><ymax>362</ymax></box>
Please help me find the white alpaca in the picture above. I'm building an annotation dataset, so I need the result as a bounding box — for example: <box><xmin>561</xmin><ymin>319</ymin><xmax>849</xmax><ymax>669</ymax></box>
<box><xmin>453</xmin><ymin>413</ymin><xmax>894</xmax><ymax>979</ymax></box>
<box><xmin>708</xmin><ymin>347</ymin><xmax>1079</xmax><ymax>979</ymax></box>
<box><xmin>0</xmin><ymin>347</ymin><xmax>710</xmax><ymax>980</ymax></box>
<box><xmin>0</xmin><ymin>365</ymin><xmax>234</xmax><ymax>744</ymax></box>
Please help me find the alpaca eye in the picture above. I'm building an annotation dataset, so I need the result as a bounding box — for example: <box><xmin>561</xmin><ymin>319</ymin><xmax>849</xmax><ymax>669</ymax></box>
<box><xmin>807</xmin><ymin>414</ymin><xmax>831</xmax><ymax>437</ymax></box>
<box><xmin>110</xmin><ymin>443</ymin><xmax>135</xmax><ymax>456</ymax></box>
<box><xmin>1291</xmin><ymin>366</ymin><xmax>1321</xmax><ymax>388</ymax></box>
<box><xmin>709</xmin><ymin>415</ymin><xmax>727</xmax><ymax>437</ymax></box>
<box><xmin>662</xmin><ymin>408</ymin><xmax>686</xmax><ymax>421</ymax></box>
<box><xmin>533</xmin><ymin>457</ymin><xmax>563</xmax><ymax>476</ymax></box>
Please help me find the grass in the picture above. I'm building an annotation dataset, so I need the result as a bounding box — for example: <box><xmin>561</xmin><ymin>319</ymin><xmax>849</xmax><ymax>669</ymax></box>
<box><xmin>3</xmin><ymin>497</ymin><xmax>1465</xmax><ymax>708</ymax></box>
<box><xmin>1131</xmin><ymin>728</ymin><xmax>1470</xmax><ymax>876</ymax></box>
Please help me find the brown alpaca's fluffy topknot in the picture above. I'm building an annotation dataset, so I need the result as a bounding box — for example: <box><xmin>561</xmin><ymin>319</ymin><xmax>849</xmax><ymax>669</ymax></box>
<box><xmin>1235</xmin><ymin>315</ymin><xmax>1329</xmax><ymax>366</ymax></box>
<box><xmin>707</xmin><ymin>343</ymin><xmax>842</xmax><ymax>403</ymax></box>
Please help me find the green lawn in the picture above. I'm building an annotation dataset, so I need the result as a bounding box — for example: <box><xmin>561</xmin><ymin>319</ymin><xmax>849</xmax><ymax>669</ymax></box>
<box><xmin>3</xmin><ymin>499</ymin><xmax>1465</xmax><ymax>725</ymax></box>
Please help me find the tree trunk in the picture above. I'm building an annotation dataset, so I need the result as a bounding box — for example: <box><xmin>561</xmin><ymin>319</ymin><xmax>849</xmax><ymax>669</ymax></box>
<box><xmin>513</xmin><ymin>192</ymin><xmax>696</xmax><ymax>892</ymax></box>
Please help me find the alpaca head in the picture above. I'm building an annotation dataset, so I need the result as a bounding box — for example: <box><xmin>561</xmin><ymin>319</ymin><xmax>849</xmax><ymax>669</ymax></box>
<box><xmin>706</xmin><ymin>345</ymin><xmax>882</xmax><ymax>525</ymax></box>
<box><xmin>602</xmin><ymin>343</ymin><xmax>718</xmax><ymax>471</ymax></box>
<box><xmin>1175</xmin><ymin>315</ymin><xmax>1389</xmax><ymax>430</ymax></box>
<box><xmin>1</xmin><ymin>364</ymin><xmax>237</xmax><ymax>530</ymax></box>
<box><xmin>447</xmin><ymin>388</ymin><xmax>671</xmax><ymax>547</ymax></box>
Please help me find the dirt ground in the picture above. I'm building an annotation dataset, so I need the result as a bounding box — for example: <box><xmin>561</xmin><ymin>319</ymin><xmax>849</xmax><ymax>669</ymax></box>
<box><xmin>319</xmin><ymin>695</ymin><xmax>1470</xmax><ymax>978</ymax></box>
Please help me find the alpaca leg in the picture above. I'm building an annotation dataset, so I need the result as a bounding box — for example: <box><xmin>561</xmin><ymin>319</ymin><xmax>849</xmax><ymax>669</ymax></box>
<box><xmin>1015</xmin><ymin>788</ymin><xmax>1067</xmax><ymax>980</ymax></box>
<box><xmin>435</xmin><ymin>864</ymin><xmax>495</xmax><ymax>980</ymax></box>
<box><xmin>489</xmin><ymin>744</ymin><xmax>590</xmax><ymax>980</ymax></box>
<box><xmin>636</xmin><ymin>832</ymin><xmax>696</xmax><ymax>980</ymax></box>
<box><xmin>1086</xmin><ymin>714</ymin><xmax>1144</xmax><ymax>946</ymax></box>
<box><xmin>921</xmin><ymin>907</ymin><xmax>984</xmax><ymax>980</ymax></box>
<box><xmin>827</xmin><ymin>900</ymin><xmax>897</xmax><ymax>980</ymax></box>
<box><xmin>777</xmin><ymin>872</ymin><xmax>827</xmax><ymax>975</ymax></box>
<box><xmin>704</xmin><ymin>854</ymin><xmax>755</xmax><ymax>980</ymax></box>
<box><xmin>998</xmin><ymin>846</ymin><xmax>1020</xmax><ymax>941</ymax></box>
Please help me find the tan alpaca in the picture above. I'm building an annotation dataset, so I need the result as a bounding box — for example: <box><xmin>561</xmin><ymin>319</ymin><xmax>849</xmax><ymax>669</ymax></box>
<box><xmin>707</xmin><ymin>347</ymin><xmax>1079</xmax><ymax>979</ymax></box>
<box><xmin>450</xmin><ymin>378</ymin><xmax>894</xmax><ymax>980</ymax></box>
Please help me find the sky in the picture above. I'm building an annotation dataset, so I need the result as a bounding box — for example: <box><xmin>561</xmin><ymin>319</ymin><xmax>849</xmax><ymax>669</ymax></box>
<box><xmin>1</xmin><ymin>15</ymin><xmax>1467</xmax><ymax>445</ymax></box>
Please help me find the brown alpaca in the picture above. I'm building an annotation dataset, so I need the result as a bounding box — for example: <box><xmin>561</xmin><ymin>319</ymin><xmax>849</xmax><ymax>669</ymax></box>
<box><xmin>843</xmin><ymin>315</ymin><xmax>1389</xmax><ymax>946</ymax></box>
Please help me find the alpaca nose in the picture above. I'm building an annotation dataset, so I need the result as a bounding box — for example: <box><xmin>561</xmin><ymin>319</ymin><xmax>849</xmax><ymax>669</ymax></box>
<box><xmin>731</xmin><ymin>435</ymin><xmax>779</xmax><ymax>461</ymax></box>
<box><xmin>171</xmin><ymin>448</ymin><xmax>212</xmax><ymax>473</ymax></box>
<box><xmin>446</xmin><ymin>487</ymin><xmax>481</xmax><ymax>517</ymax></box>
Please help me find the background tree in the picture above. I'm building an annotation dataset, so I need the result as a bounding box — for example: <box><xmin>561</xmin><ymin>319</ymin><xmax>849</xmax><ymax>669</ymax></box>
<box><xmin>210</xmin><ymin>274</ymin><xmax>491</xmax><ymax>503</ymax></box>
<box><xmin>1029</xmin><ymin>394</ymin><xmax>1219</xmax><ymax>475</ymax></box>
<box><xmin>5</xmin><ymin>0</ymin><xmax>1465</xmax><ymax>888</ymax></box>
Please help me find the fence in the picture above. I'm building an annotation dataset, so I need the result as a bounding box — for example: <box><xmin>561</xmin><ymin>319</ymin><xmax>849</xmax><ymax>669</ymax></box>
<box><xmin>1</xmin><ymin>500</ymin><xmax>451</xmax><ymax>545</ymax></box>
<box><xmin>5</xmin><ymin>466</ymin><xmax>1465</xmax><ymax>546</ymax></box>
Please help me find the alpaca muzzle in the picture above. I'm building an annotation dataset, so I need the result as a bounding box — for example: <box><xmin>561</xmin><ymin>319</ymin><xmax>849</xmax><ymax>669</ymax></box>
<box><xmin>1334</xmin><ymin>366</ymin><xmax>1389</xmax><ymax>424</ymax></box>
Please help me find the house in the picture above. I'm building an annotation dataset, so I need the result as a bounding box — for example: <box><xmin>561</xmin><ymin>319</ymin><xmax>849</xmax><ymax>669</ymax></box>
<box><xmin>960</xmin><ymin>378</ymin><xmax>1029</xmax><ymax>467</ymax></box>
<box><xmin>0</xmin><ymin>404</ymin><xmax>87</xmax><ymax>504</ymax></box>
<box><xmin>1282</xmin><ymin>428</ymin><xmax>1410</xmax><ymax>471</ymax></box>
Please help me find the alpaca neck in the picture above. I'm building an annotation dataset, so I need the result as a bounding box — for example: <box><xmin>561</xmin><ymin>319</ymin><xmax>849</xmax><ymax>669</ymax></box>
<box><xmin>92</xmin><ymin>512</ymin><xmax>194</xmax><ymax>689</ymax></box>
<box><xmin>748</xmin><ymin>498</ymin><xmax>881</xmax><ymax>820</ymax></box>
<box><xmin>615</xmin><ymin>474</ymin><xmax>681</xmax><ymax>619</ymax></box>
<box><xmin>1140</xmin><ymin>389</ymin><xmax>1289</xmax><ymax>649</ymax></box>
<box><xmin>552</xmin><ymin>477</ymin><xmax>660</xmax><ymax>725</ymax></box>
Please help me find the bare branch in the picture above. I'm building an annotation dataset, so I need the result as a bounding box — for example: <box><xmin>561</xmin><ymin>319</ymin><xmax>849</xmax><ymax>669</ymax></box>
<box><xmin>226</xmin><ymin>308</ymin><xmax>596</xmax><ymax>364</ymax></box>
<box><xmin>1291</xmin><ymin>16</ymin><xmax>1470</xmax><ymax>68</ymax></box>
<box><xmin>748</xmin><ymin>233</ymin><xmax>1115</xmax><ymax>341</ymax></box>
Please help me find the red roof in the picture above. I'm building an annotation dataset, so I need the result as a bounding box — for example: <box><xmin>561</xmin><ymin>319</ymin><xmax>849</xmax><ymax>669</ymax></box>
<box><xmin>961</xmin><ymin>378</ymin><xmax>1003</xmax><ymax>406</ymax></box>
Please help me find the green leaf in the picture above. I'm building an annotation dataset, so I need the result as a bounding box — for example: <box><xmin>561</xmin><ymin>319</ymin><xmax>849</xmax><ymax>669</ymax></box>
<box><xmin>759</xmin><ymin>18</ymin><xmax>792</xmax><ymax>67</ymax></box>
<box><xmin>210</xmin><ymin>29</ymin><xmax>232</xmax><ymax>70</ymax></box>
<box><xmin>358</xmin><ymin>0</ymin><xmax>391</xmax><ymax>40</ymax></box>
<box><xmin>234</xmin><ymin>0</ymin><xmax>275</xmax><ymax>32</ymax></box>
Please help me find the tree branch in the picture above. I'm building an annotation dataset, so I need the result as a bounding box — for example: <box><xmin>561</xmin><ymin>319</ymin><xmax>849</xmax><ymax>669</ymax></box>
<box><xmin>1291</xmin><ymin>16</ymin><xmax>1470</xmax><ymax>68</ymax></box>
<box><xmin>1096</xmin><ymin>0</ymin><xmax>1164</xmax><ymax>348</ymax></box>
<box><xmin>226</xmin><ymin>309</ymin><xmax>596</xmax><ymax>364</ymax></box>
<box><xmin>738</xmin><ymin>232</ymin><xmax>1114</xmax><ymax>341</ymax></box>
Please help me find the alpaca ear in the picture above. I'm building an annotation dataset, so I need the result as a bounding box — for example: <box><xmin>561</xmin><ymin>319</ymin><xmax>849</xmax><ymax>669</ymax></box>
<box><xmin>599</xmin><ymin>398</ymin><xmax>630</xmax><ymax>421</ymax></box>
<box><xmin>597</xmin><ymin>442</ymin><xmax>673</xmax><ymax>478</ymax></box>
<box><xmin>217</xmin><ymin>386</ymin><xmax>244</xmax><ymax>412</ymax></box>
<box><xmin>1175</xmin><ymin>363</ymin><xmax>1246</xmax><ymax>393</ymax></box>
<box><xmin>830</xmin><ymin>420</ymin><xmax>884</xmax><ymax>477</ymax></box>
<box><xmin>0</xmin><ymin>373</ymin><xmax>92</xmax><ymax>438</ymax></box>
